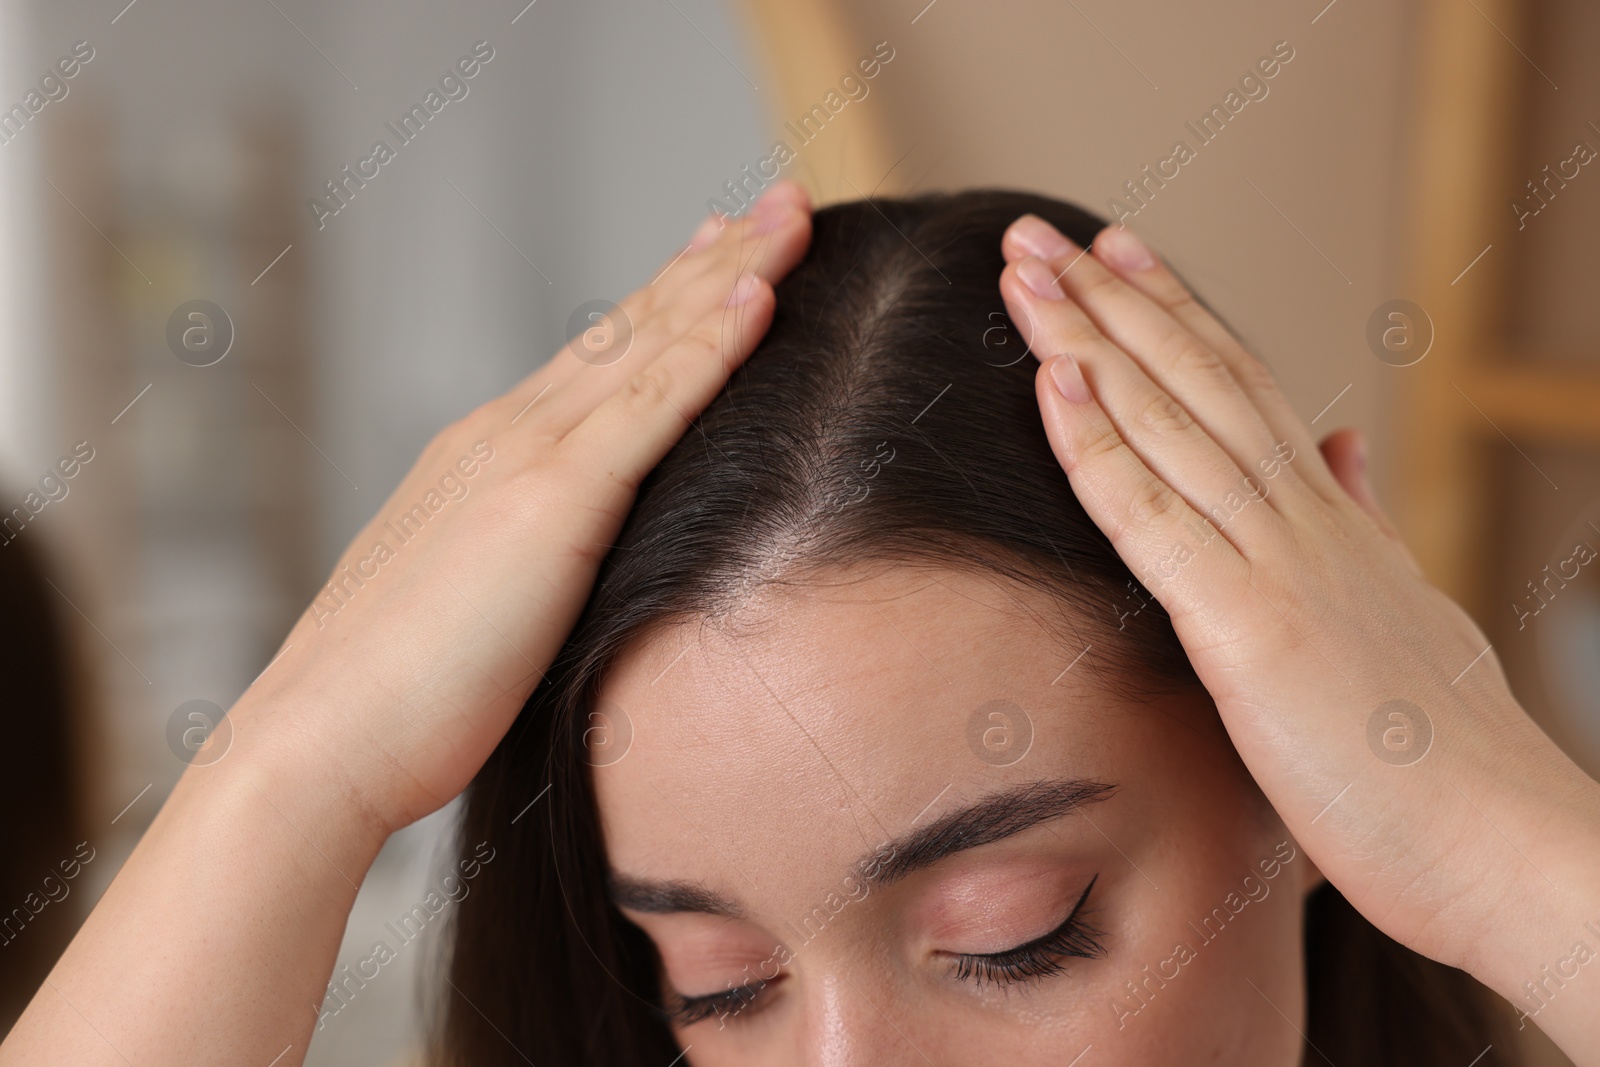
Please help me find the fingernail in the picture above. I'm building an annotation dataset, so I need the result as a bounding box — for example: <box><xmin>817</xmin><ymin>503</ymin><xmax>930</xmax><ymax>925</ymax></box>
<box><xmin>1017</xmin><ymin>257</ymin><xmax>1065</xmax><ymax>300</ymax></box>
<box><xmin>754</xmin><ymin>180</ymin><xmax>805</xmax><ymax>214</ymax></box>
<box><xmin>689</xmin><ymin>213</ymin><xmax>725</xmax><ymax>250</ymax></box>
<box><xmin>750</xmin><ymin>199</ymin><xmax>795</xmax><ymax>235</ymax></box>
<box><xmin>1011</xmin><ymin>214</ymin><xmax>1074</xmax><ymax>260</ymax></box>
<box><xmin>726</xmin><ymin>272</ymin><xmax>760</xmax><ymax>306</ymax></box>
<box><xmin>1049</xmin><ymin>354</ymin><xmax>1092</xmax><ymax>404</ymax></box>
<box><xmin>750</xmin><ymin>183</ymin><xmax>795</xmax><ymax>224</ymax></box>
<box><xmin>1100</xmin><ymin>225</ymin><xmax>1156</xmax><ymax>272</ymax></box>
<box><xmin>1349</xmin><ymin>434</ymin><xmax>1375</xmax><ymax>503</ymax></box>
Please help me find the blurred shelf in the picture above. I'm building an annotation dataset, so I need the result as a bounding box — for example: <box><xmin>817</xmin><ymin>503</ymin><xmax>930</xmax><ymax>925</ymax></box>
<box><xmin>1458</xmin><ymin>357</ymin><xmax>1600</xmax><ymax>445</ymax></box>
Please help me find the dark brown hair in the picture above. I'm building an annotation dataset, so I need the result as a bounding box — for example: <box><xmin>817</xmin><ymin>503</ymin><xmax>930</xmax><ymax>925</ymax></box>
<box><xmin>0</xmin><ymin>534</ymin><xmax>86</xmax><ymax>1029</ymax></box>
<box><xmin>434</xmin><ymin>190</ymin><xmax>1512</xmax><ymax>1066</ymax></box>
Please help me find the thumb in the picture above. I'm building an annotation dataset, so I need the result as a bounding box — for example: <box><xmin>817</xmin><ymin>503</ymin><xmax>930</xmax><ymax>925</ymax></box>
<box><xmin>1319</xmin><ymin>429</ymin><xmax>1377</xmax><ymax>519</ymax></box>
<box><xmin>1318</xmin><ymin>429</ymin><xmax>1420</xmax><ymax>567</ymax></box>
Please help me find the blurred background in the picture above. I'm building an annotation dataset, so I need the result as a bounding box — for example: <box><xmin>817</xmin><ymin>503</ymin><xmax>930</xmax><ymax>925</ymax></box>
<box><xmin>0</xmin><ymin>0</ymin><xmax>1594</xmax><ymax>1063</ymax></box>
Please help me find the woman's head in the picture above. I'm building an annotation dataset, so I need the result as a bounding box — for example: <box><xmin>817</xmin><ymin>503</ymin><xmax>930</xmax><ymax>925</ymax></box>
<box><xmin>593</xmin><ymin>560</ymin><xmax>1303</xmax><ymax>1063</ymax></box>
<box><xmin>439</xmin><ymin>190</ymin><xmax>1503</xmax><ymax>1066</ymax></box>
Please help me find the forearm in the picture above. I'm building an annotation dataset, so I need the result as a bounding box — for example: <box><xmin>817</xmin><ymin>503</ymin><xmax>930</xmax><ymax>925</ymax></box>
<box><xmin>0</xmin><ymin>697</ymin><xmax>387</xmax><ymax>1067</ymax></box>
<box><xmin>0</xmin><ymin>188</ymin><xmax>806</xmax><ymax>1066</ymax></box>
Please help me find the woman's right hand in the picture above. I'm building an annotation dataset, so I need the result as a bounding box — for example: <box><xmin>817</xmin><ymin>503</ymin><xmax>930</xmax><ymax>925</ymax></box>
<box><xmin>235</xmin><ymin>181</ymin><xmax>814</xmax><ymax>840</ymax></box>
<box><xmin>0</xmin><ymin>182</ymin><xmax>813</xmax><ymax>1067</ymax></box>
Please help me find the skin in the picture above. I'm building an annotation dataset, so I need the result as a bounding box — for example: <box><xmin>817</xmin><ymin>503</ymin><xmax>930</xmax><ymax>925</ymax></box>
<box><xmin>2</xmin><ymin>181</ymin><xmax>1597</xmax><ymax>1065</ymax></box>
<box><xmin>597</xmin><ymin>564</ymin><xmax>1313</xmax><ymax>1064</ymax></box>
<box><xmin>1000</xmin><ymin>216</ymin><xmax>1600</xmax><ymax>1057</ymax></box>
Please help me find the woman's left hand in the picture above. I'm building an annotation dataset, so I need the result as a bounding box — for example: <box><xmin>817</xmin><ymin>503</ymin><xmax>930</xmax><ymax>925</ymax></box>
<box><xmin>997</xmin><ymin>213</ymin><xmax>1600</xmax><ymax>1063</ymax></box>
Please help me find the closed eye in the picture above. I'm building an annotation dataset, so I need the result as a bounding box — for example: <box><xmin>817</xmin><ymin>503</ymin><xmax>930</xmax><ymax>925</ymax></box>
<box><xmin>668</xmin><ymin>976</ymin><xmax>778</xmax><ymax>1028</ymax></box>
<box><xmin>949</xmin><ymin>874</ymin><xmax>1105</xmax><ymax>988</ymax></box>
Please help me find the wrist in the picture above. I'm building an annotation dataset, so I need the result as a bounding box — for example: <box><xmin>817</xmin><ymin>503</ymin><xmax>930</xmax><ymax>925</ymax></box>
<box><xmin>227</xmin><ymin>629</ymin><xmax>499</xmax><ymax>838</ymax></box>
<box><xmin>1446</xmin><ymin>732</ymin><xmax>1600</xmax><ymax>1046</ymax></box>
<box><xmin>170</xmin><ymin>687</ymin><xmax>396</xmax><ymax>880</ymax></box>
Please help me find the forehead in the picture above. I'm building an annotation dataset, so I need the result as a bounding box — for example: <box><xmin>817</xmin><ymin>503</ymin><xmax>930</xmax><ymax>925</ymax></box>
<box><xmin>591</xmin><ymin>564</ymin><xmax>1199</xmax><ymax>891</ymax></box>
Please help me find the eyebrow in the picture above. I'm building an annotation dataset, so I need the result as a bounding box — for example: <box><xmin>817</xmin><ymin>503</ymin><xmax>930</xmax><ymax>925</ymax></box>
<box><xmin>608</xmin><ymin>777</ymin><xmax>1117</xmax><ymax>916</ymax></box>
<box><xmin>609</xmin><ymin>875</ymin><xmax>746</xmax><ymax>919</ymax></box>
<box><xmin>868</xmin><ymin>777</ymin><xmax>1118</xmax><ymax>887</ymax></box>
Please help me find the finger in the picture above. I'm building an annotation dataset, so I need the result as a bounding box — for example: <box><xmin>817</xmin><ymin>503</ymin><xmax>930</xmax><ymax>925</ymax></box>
<box><xmin>1003</xmin><ymin>216</ymin><xmax>1339</xmax><ymax>502</ymax></box>
<box><xmin>1002</xmin><ymin>257</ymin><xmax>1286</xmax><ymax>552</ymax></box>
<box><xmin>497</xmin><ymin>195</ymin><xmax>811</xmax><ymax>436</ymax></box>
<box><xmin>524</xmin><ymin>184</ymin><xmax>808</xmax><ymax>399</ymax></box>
<box><xmin>1318</xmin><ymin>428</ymin><xmax>1373</xmax><ymax>518</ymax></box>
<box><xmin>557</xmin><ymin>271</ymin><xmax>772</xmax><ymax>492</ymax></box>
<box><xmin>1317</xmin><ymin>430</ymin><xmax>1422</xmax><ymax>575</ymax></box>
<box><xmin>687</xmin><ymin>180</ymin><xmax>812</xmax><ymax>252</ymax></box>
<box><xmin>1000</xmin><ymin>255</ymin><xmax>1295</xmax><ymax>525</ymax></box>
<box><xmin>1034</xmin><ymin>352</ymin><xmax>1247</xmax><ymax>607</ymax></box>
<box><xmin>627</xmin><ymin>179</ymin><xmax>810</xmax><ymax>319</ymax></box>
<box><xmin>500</xmin><ymin>182</ymin><xmax>812</xmax><ymax>415</ymax></box>
<box><xmin>531</xmin><ymin>207</ymin><xmax>804</xmax><ymax>439</ymax></box>
<box><xmin>1090</xmin><ymin>223</ymin><xmax>1342</xmax><ymax>500</ymax></box>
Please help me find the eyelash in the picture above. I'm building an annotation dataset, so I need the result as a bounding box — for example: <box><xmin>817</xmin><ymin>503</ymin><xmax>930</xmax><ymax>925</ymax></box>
<box><xmin>668</xmin><ymin>982</ymin><xmax>768</xmax><ymax>1028</ymax></box>
<box><xmin>664</xmin><ymin>875</ymin><xmax>1106</xmax><ymax>1026</ymax></box>
<box><xmin>949</xmin><ymin>874</ymin><xmax>1106</xmax><ymax>989</ymax></box>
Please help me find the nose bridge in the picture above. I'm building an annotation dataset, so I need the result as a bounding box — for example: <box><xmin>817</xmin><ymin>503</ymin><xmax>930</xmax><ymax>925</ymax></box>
<box><xmin>799</xmin><ymin>969</ymin><xmax>926</xmax><ymax>1067</ymax></box>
